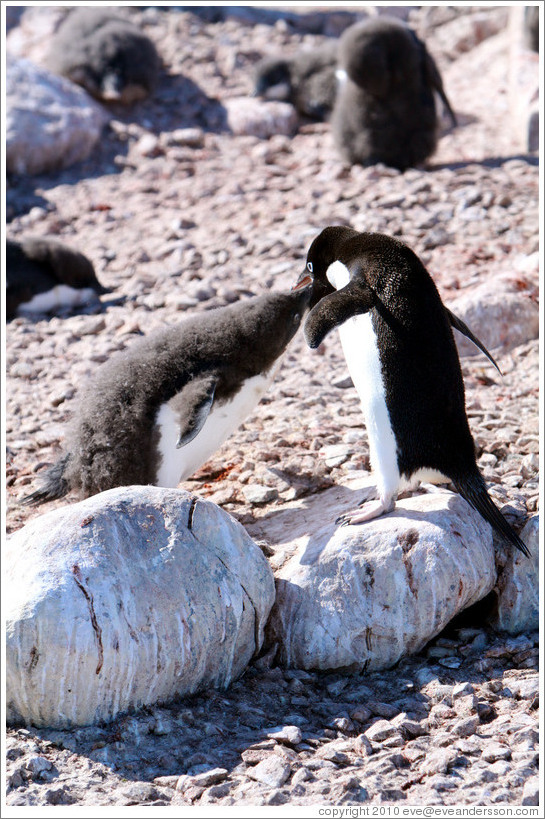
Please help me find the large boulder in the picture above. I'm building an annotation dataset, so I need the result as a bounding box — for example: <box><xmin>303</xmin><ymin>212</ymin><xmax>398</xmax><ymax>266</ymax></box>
<box><xmin>265</xmin><ymin>484</ymin><xmax>496</xmax><ymax>672</ymax></box>
<box><xmin>447</xmin><ymin>271</ymin><xmax>539</xmax><ymax>358</ymax></box>
<box><xmin>6</xmin><ymin>57</ymin><xmax>108</xmax><ymax>176</ymax></box>
<box><xmin>5</xmin><ymin>486</ymin><xmax>275</xmax><ymax>728</ymax></box>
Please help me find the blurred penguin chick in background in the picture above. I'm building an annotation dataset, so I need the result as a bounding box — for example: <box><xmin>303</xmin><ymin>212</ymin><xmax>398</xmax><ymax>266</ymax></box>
<box><xmin>6</xmin><ymin>236</ymin><xmax>110</xmax><ymax>320</ymax></box>
<box><xmin>331</xmin><ymin>15</ymin><xmax>457</xmax><ymax>170</ymax></box>
<box><xmin>253</xmin><ymin>39</ymin><xmax>339</xmax><ymax>121</ymax></box>
<box><xmin>45</xmin><ymin>7</ymin><xmax>161</xmax><ymax>104</ymax></box>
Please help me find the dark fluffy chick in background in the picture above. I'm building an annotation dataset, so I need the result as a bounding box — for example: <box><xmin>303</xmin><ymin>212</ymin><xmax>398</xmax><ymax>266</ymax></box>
<box><xmin>331</xmin><ymin>15</ymin><xmax>457</xmax><ymax>171</ymax></box>
<box><xmin>6</xmin><ymin>236</ymin><xmax>110</xmax><ymax>320</ymax></box>
<box><xmin>253</xmin><ymin>39</ymin><xmax>339</xmax><ymax>121</ymax></box>
<box><xmin>44</xmin><ymin>7</ymin><xmax>161</xmax><ymax>105</ymax></box>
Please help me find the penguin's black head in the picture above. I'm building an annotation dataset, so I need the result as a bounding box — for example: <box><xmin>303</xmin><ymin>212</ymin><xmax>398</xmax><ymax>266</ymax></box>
<box><xmin>339</xmin><ymin>16</ymin><xmax>420</xmax><ymax>96</ymax></box>
<box><xmin>293</xmin><ymin>225</ymin><xmax>358</xmax><ymax>307</ymax></box>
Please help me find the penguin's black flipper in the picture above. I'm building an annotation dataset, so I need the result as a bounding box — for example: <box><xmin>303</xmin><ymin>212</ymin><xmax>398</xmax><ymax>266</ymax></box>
<box><xmin>169</xmin><ymin>375</ymin><xmax>217</xmax><ymax>449</ymax></box>
<box><xmin>446</xmin><ymin>308</ymin><xmax>502</xmax><ymax>375</ymax></box>
<box><xmin>421</xmin><ymin>47</ymin><xmax>457</xmax><ymax>128</ymax></box>
<box><xmin>451</xmin><ymin>472</ymin><xmax>530</xmax><ymax>558</ymax></box>
<box><xmin>420</xmin><ymin>44</ymin><xmax>457</xmax><ymax>128</ymax></box>
<box><xmin>20</xmin><ymin>453</ymin><xmax>71</xmax><ymax>506</ymax></box>
<box><xmin>304</xmin><ymin>280</ymin><xmax>375</xmax><ymax>348</ymax></box>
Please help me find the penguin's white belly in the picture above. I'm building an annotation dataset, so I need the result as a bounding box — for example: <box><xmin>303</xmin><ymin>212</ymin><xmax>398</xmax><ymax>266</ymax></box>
<box><xmin>17</xmin><ymin>285</ymin><xmax>98</xmax><ymax>315</ymax></box>
<box><xmin>338</xmin><ymin>313</ymin><xmax>400</xmax><ymax>496</ymax></box>
<box><xmin>155</xmin><ymin>370</ymin><xmax>277</xmax><ymax>487</ymax></box>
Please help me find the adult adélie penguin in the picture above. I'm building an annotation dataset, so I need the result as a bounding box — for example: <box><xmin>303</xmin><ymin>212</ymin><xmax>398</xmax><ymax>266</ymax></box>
<box><xmin>293</xmin><ymin>226</ymin><xmax>529</xmax><ymax>557</ymax></box>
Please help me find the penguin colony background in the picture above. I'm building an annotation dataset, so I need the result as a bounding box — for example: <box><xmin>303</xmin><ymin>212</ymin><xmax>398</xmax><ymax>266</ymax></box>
<box><xmin>254</xmin><ymin>14</ymin><xmax>458</xmax><ymax>170</ymax></box>
<box><xmin>11</xmin><ymin>8</ymin><xmax>531</xmax><ymax>558</ymax></box>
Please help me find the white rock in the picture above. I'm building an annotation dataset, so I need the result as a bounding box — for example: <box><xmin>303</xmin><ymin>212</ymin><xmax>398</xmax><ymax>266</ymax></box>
<box><xmin>247</xmin><ymin>756</ymin><xmax>291</xmax><ymax>788</ymax></box>
<box><xmin>267</xmin><ymin>725</ymin><xmax>303</xmax><ymax>745</ymax></box>
<box><xmin>448</xmin><ymin>286</ymin><xmax>539</xmax><ymax>357</ymax></box>
<box><xmin>6</xmin><ymin>57</ymin><xmax>108</xmax><ymax>176</ymax></box>
<box><xmin>266</xmin><ymin>485</ymin><xmax>496</xmax><ymax>672</ymax></box>
<box><xmin>5</xmin><ymin>486</ymin><xmax>275</xmax><ymax>728</ymax></box>
<box><xmin>521</xmin><ymin>775</ymin><xmax>540</xmax><ymax>806</ymax></box>
<box><xmin>490</xmin><ymin>515</ymin><xmax>539</xmax><ymax>634</ymax></box>
<box><xmin>364</xmin><ymin>720</ymin><xmax>398</xmax><ymax>743</ymax></box>
<box><xmin>242</xmin><ymin>485</ymin><xmax>279</xmax><ymax>505</ymax></box>
<box><xmin>224</xmin><ymin>97</ymin><xmax>298</xmax><ymax>139</ymax></box>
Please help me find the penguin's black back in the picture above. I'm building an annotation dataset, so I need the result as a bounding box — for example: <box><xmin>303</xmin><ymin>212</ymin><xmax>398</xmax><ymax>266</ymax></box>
<box><xmin>34</xmin><ymin>289</ymin><xmax>308</xmax><ymax>499</ymax></box>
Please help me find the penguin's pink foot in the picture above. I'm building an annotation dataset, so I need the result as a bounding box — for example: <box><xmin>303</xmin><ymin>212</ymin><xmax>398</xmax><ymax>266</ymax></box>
<box><xmin>336</xmin><ymin>496</ymin><xmax>396</xmax><ymax>526</ymax></box>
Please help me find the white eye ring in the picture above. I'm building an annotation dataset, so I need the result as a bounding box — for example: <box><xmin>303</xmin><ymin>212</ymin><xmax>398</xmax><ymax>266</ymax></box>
<box><xmin>307</xmin><ymin>262</ymin><xmax>313</xmax><ymax>273</ymax></box>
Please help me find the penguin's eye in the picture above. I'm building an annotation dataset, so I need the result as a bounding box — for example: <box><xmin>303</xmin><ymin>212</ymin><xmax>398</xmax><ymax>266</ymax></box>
<box><xmin>307</xmin><ymin>262</ymin><xmax>313</xmax><ymax>273</ymax></box>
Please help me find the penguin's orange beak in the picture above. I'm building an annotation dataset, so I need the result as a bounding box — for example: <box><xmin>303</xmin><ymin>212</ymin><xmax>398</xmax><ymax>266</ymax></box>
<box><xmin>292</xmin><ymin>272</ymin><xmax>313</xmax><ymax>291</ymax></box>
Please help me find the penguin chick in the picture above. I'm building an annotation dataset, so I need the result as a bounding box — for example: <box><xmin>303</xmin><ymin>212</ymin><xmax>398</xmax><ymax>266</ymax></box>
<box><xmin>22</xmin><ymin>286</ymin><xmax>311</xmax><ymax>505</ymax></box>
<box><xmin>331</xmin><ymin>16</ymin><xmax>457</xmax><ymax>170</ymax></box>
<box><xmin>253</xmin><ymin>39</ymin><xmax>339</xmax><ymax>121</ymax></box>
<box><xmin>6</xmin><ymin>236</ymin><xmax>110</xmax><ymax>320</ymax></box>
<box><xmin>44</xmin><ymin>7</ymin><xmax>160</xmax><ymax>104</ymax></box>
<box><xmin>293</xmin><ymin>226</ymin><xmax>529</xmax><ymax>557</ymax></box>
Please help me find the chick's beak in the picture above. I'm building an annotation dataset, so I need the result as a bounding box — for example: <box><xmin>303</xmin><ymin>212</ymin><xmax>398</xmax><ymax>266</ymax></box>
<box><xmin>292</xmin><ymin>271</ymin><xmax>313</xmax><ymax>291</ymax></box>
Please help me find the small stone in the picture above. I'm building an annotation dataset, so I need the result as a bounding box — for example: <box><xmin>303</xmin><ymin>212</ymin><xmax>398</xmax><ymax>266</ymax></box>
<box><xmin>454</xmin><ymin>694</ymin><xmax>479</xmax><ymax>716</ymax></box>
<box><xmin>351</xmin><ymin>705</ymin><xmax>372</xmax><ymax>724</ymax></box>
<box><xmin>507</xmin><ymin>676</ymin><xmax>539</xmax><ymax>701</ymax></box>
<box><xmin>482</xmin><ymin>742</ymin><xmax>512</xmax><ymax>763</ymax></box>
<box><xmin>134</xmin><ymin>133</ymin><xmax>163</xmax><ymax>157</ymax></box>
<box><xmin>521</xmin><ymin>776</ymin><xmax>540</xmax><ymax>806</ymax></box>
<box><xmin>438</xmin><ymin>656</ymin><xmax>462</xmax><ymax>669</ymax></box>
<box><xmin>267</xmin><ymin>725</ymin><xmax>302</xmax><ymax>745</ymax></box>
<box><xmin>354</xmin><ymin>734</ymin><xmax>373</xmax><ymax>757</ymax></box>
<box><xmin>452</xmin><ymin>682</ymin><xmax>474</xmax><ymax>699</ymax></box>
<box><xmin>291</xmin><ymin>767</ymin><xmax>313</xmax><ymax>786</ymax></box>
<box><xmin>190</xmin><ymin>767</ymin><xmax>228</xmax><ymax>788</ymax></box>
<box><xmin>364</xmin><ymin>719</ymin><xmax>398</xmax><ymax>743</ymax></box>
<box><xmin>247</xmin><ymin>756</ymin><xmax>291</xmax><ymax>788</ymax></box>
<box><xmin>7</xmin><ymin>769</ymin><xmax>24</xmax><ymax>789</ymax></box>
<box><xmin>511</xmin><ymin>726</ymin><xmax>539</xmax><ymax>750</ymax></box>
<box><xmin>330</xmin><ymin>716</ymin><xmax>355</xmax><ymax>733</ymax></box>
<box><xmin>452</xmin><ymin>716</ymin><xmax>480</xmax><ymax>737</ymax></box>
<box><xmin>200</xmin><ymin>782</ymin><xmax>232</xmax><ymax>802</ymax></box>
<box><xmin>43</xmin><ymin>787</ymin><xmax>76</xmax><ymax>805</ymax></box>
<box><xmin>242</xmin><ymin>484</ymin><xmax>279</xmax><ymax>505</ymax></box>
<box><xmin>167</xmin><ymin>128</ymin><xmax>204</xmax><ymax>148</ymax></box>
<box><xmin>333</xmin><ymin>374</ymin><xmax>354</xmax><ymax>389</ymax></box>
<box><xmin>321</xmin><ymin>443</ymin><xmax>352</xmax><ymax>467</ymax></box>
<box><xmin>153</xmin><ymin>775</ymin><xmax>180</xmax><ymax>788</ymax></box>
<box><xmin>265</xmin><ymin>789</ymin><xmax>290</xmax><ymax>806</ymax></box>
<box><xmin>368</xmin><ymin>701</ymin><xmax>400</xmax><ymax>719</ymax></box>
<box><xmin>421</xmin><ymin>749</ymin><xmax>456</xmax><ymax>775</ymax></box>
<box><xmin>26</xmin><ymin>756</ymin><xmax>53</xmax><ymax>778</ymax></box>
<box><xmin>391</xmin><ymin>713</ymin><xmax>428</xmax><ymax>737</ymax></box>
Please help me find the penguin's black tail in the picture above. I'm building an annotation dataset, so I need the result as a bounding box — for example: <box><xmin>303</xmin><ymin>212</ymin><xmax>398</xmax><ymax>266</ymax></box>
<box><xmin>452</xmin><ymin>472</ymin><xmax>530</xmax><ymax>558</ymax></box>
<box><xmin>20</xmin><ymin>453</ymin><xmax>71</xmax><ymax>506</ymax></box>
